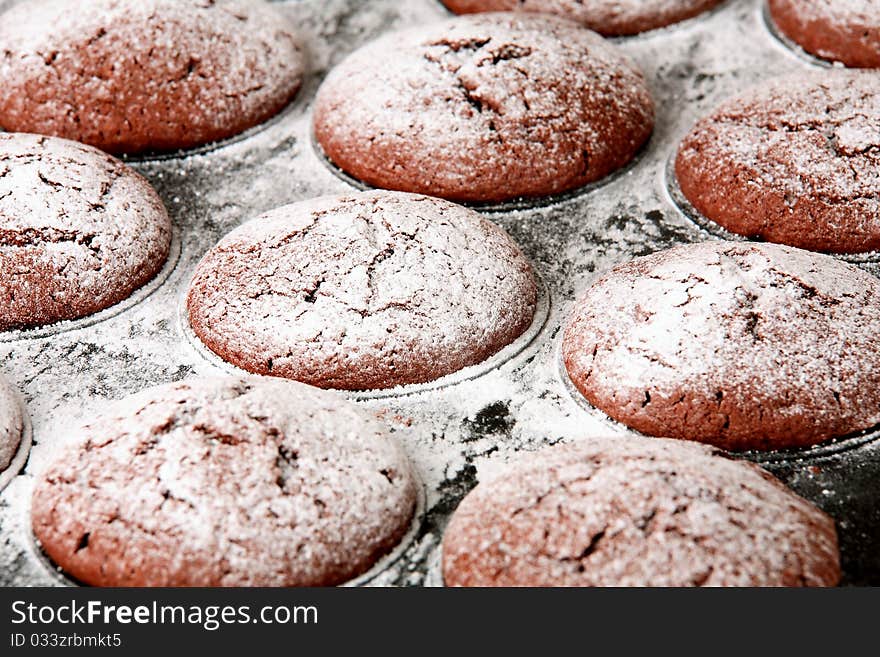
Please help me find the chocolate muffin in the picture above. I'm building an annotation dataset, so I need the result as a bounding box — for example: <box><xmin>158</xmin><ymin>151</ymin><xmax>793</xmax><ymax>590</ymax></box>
<box><xmin>0</xmin><ymin>374</ymin><xmax>23</xmax><ymax>475</ymax></box>
<box><xmin>313</xmin><ymin>13</ymin><xmax>654</xmax><ymax>204</ymax></box>
<box><xmin>0</xmin><ymin>133</ymin><xmax>171</xmax><ymax>331</ymax></box>
<box><xmin>768</xmin><ymin>0</ymin><xmax>880</xmax><ymax>68</ymax></box>
<box><xmin>31</xmin><ymin>377</ymin><xmax>419</xmax><ymax>587</ymax></box>
<box><xmin>186</xmin><ymin>192</ymin><xmax>538</xmax><ymax>390</ymax></box>
<box><xmin>443</xmin><ymin>436</ymin><xmax>841</xmax><ymax>586</ymax></box>
<box><xmin>440</xmin><ymin>0</ymin><xmax>725</xmax><ymax>36</ymax></box>
<box><xmin>562</xmin><ymin>241</ymin><xmax>880</xmax><ymax>452</ymax></box>
<box><xmin>675</xmin><ymin>71</ymin><xmax>880</xmax><ymax>254</ymax></box>
<box><xmin>0</xmin><ymin>0</ymin><xmax>304</xmax><ymax>155</ymax></box>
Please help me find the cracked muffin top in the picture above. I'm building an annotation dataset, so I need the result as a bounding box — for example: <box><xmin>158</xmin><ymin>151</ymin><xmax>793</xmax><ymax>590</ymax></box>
<box><xmin>31</xmin><ymin>376</ymin><xmax>419</xmax><ymax>587</ymax></box>
<box><xmin>0</xmin><ymin>0</ymin><xmax>304</xmax><ymax>155</ymax></box>
<box><xmin>675</xmin><ymin>71</ymin><xmax>880</xmax><ymax>253</ymax></box>
<box><xmin>562</xmin><ymin>241</ymin><xmax>880</xmax><ymax>452</ymax></box>
<box><xmin>313</xmin><ymin>13</ymin><xmax>654</xmax><ymax>204</ymax></box>
<box><xmin>0</xmin><ymin>132</ymin><xmax>171</xmax><ymax>331</ymax></box>
<box><xmin>440</xmin><ymin>0</ymin><xmax>724</xmax><ymax>37</ymax></box>
<box><xmin>442</xmin><ymin>436</ymin><xmax>841</xmax><ymax>586</ymax></box>
<box><xmin>186</xmin><ymin>191</ymin><xmax>538</xmax><ymax>390</ymax></box>
<box><xmin>0</xmin><ymin>373</ymin><xmax>23</xmax><ymax>475</ymax></box>
<box><xmin>768</xmin><ymin>0</ymin><xmax>880</xmax><ymax>68</ymax></box>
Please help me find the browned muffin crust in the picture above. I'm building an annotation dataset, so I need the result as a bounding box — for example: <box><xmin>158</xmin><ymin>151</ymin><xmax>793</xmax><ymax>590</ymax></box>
<box><xmin>562</xmin><ymin>241</ymin><xmax>880</xmax><ymax>452</ymax></box>
<box><xmin>443</xmin><ymin>437</ymin><xmax>841</xmax><ymax>586</ymax></box>
<box><xmin>0</xmin><ymin>133</ymin><xmax>171</xmax><ymax>331</ymax></box>
<box><xmin>441</xmin><ymin>0</ymin><xmax>724</xmax><ymax>36</ymax></box>
<box><xmin>675</xmin><ymin>71</ymin><xmax>880</xmax><ymax>254</ymax></box>
<box><xmin>186</xmin><ymin>192</ymin><xmax>538</xmax><ymax>390</ymax></box>
<box><xmin>769</xmin><ymin>0</ymin><xmax>880</xmax><ymax>68</ymax></box>
<box><xmin>313</xmin><ymin>13</ymin><xmax>654</xmax><ymax>204</ymax></box>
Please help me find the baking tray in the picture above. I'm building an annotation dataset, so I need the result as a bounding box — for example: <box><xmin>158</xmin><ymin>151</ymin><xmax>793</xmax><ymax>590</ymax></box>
<box><xmin>1</xmin><ymin>0</ymin><xmax>877</xmax><ymax>586</ymax></box>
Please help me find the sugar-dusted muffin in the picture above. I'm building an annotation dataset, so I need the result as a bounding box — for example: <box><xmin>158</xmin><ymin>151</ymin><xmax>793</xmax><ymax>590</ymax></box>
<box><xmin>0</xmin><ymin>0</ymin><xmax>305</xmax><ymax>154</ymax></box>
<box><xmin>675</xmin><ymin>72</ymin><xmax>880</xmax><ymax>254</ymax></box>
<box><xmin>563</xmin><ymin>241</ymin><xmax>880</xmax><ymax>451</ymax></box>
<box><xmin>187</xmin><ymin>192</ymin><xmax>538</xmax><ymax>390</ymax></box>
<box><xmin>314</xmin><ymin>13</ymin><xmax>653</xmax><ymax>203</ymax></box>
<box><xmin>768</xmin><ymin>0</ymin><xmax>880</xmax><ymax>68</ymax></box>
<box><xmin>0</xmin><ymin>373</ymin><xmax>23</xmax><ymax>476</ymax></box>
<box><xmin>0</xmin><ymin>133</ymin><xmax>171</xmax><ymax>331</ymax></box>
<box><xmin>443</xmin><ymin>437</ymin><xmax>841</xmax><ymax>586</ymax></box>
<box><xmin>31</xmin><ymin>377</ymin><xmax>419</xmax><ymax>587</ymax></box>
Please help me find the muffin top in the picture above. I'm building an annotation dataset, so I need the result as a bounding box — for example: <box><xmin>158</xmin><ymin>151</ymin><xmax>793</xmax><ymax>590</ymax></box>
<box><xmin>768</xmin><ymin>0</ymin><xmax>880</xmax><ymax>68</ymax></box>
<box><xmin>0</xmin><ymin>132</ymin><xmax>171</xmax><ymax>331</ymax></box>
<box><xmin>0</xmin><ymin>0</ymin><xmax>305</xmax><ymax>154</ymax></box>
<box><xmin>443</xmin><ymin>436</ymin><xmax>841</xmax><ymax>586</ymax></box>
<box><xmin>563</xmin><ymin>241</ymin><xmax>880</xmax><ymax>451</ymax></box>
<box><xmin>314</xmin><ymin>13</ymin><xmax>653</xmax><ymax>203</ymax></box>
<box><xmin>187</xmin><ymin>191</ymin><xmax>538</xmax><ymax>390</ymax></box>
<box><xmin>441</xmin><ymin>0</ymin><xmax>724</xmax><ymax>36</ymax></box>
<box><xmin>675</xmin><ymin>71</ymin><xmax>880</xmax><ymax>253</ymax></box>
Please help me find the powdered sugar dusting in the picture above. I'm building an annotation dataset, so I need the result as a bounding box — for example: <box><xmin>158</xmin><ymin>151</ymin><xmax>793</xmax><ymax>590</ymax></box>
<box><xmin>442</xmin><ymin>0</ymin><xmax>725</xmax><ymax>36</ymax></box>
<box><xmin>768</xmin><ymin>0</ymin><xmax>880</xmax><ymax>67</ymax></box>
<box><xmin>443</xmin><ymin>436</ymin><xmax>840</xmax><ymax>586</ymax></box>
<box><xmin>563</xmin><ymin>241</ymin><xmax>880</xmax><ymax>450</ymax></box>
<box><xmin>31</xmin><ymin>376</ymin><xmax>418</xmax><ymax>586</ymax></box>
<box><xmin>187</xmin><ymin>191</ymin><xmax>539</xmax><ymax>390</ymax></box>
<box><xmin>0</xmin><ymin>133</ymin><xmax>172</xmax><ymax>330</ymax></box>
<box><xmin>675</xmin><ymin>71</ymin><xmax>880</xmax><ymax>252</ymax></box>
<box><xmin>0</xmin><ymin>0</ymin><xmax>876</xmax><ymax>587</ymax></box>
<box><xmin>781</xmin><ymin>0</ymin><xmax>879</xmax><ymax>21</ymax></box>
<box><xmin>314</xmin><ymin>12</ymin><xmax>654</xmax><ymax>203</ymax></box>
<box><xmin>0</xmin><ymin>0</ymin><xmax>305</xmax><ymax>154</ymax></box>
<box><xmin>0</xmin><ymin>374</ymin><xmax>22</xmax><ymax>472</ymax></box>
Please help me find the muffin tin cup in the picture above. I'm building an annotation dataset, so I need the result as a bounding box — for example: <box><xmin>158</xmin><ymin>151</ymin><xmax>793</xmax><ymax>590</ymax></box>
<box><xmin>26</xmin><ymin>464</ymin><xmax>427</xmax><ymax>589</ymax></box>
<box><xmin>663</xmin><ymin>153</ymin><xmax>880</xmax><ymax>266</ymax></box>
<box><xmin>0</xmin><ymin>387</ymin><xmax>33</xmax><ymax>493</ymax></box>
<box><xmin>177</xmin><ymin>270</ymin><xmax>552</xmax><ymax>401</ymax></box>
<box><xmin>0</xmin><ymin>228</ymin><xmax>183</xmax><ymax>344</ymax></box>
<box><xmin>554</xmin><ymin>332</ymin><xmax>880</xmax><ymax>466</ymax></box>
<box><xmin>310</xmin><ymin>128</ymin><xmax>654</xmax><ymax>215</ymax></box>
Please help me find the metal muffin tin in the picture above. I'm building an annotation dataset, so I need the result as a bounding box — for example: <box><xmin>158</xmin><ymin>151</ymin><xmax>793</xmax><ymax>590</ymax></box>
<box><xmin>0</xmin><ymin>0</ymin><xmax>877</xmax><ymax>586</ymax></box>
